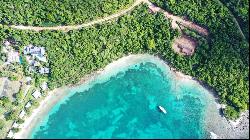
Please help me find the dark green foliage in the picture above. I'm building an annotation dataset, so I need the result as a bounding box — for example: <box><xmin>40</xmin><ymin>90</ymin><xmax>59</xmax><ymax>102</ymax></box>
<box><xmin>16</xmin><ymin>118</ymin><xmax>24</xmax><ymax>124</ymax></box>
<box><xmin>150</xmin><ymin>0</ymin><xmax>249</xmax><ymax>119</ymax></box>
<box><xmin>31</xmin><ymin>100</ymin><xmax>39</xmax><ymax>108</ymax></box>
<box><xmin>0</xmin><ymin>0</ymin><xmax>134</xmax><ymax>26</ymax></box>
<box><xmin>11</xmin><ymin>128</ymin><xmax>20</xmax><ymax>133</ymax></box>
<box><xmin>0</xmin><ymin>3</ymin><xmax>248</xmax><ymax>120</ymax></box>
<box><xmin>220</xmin><ymin>0</ymin><xmax>249</xmax><ymax>40</ymax></box>
<box><xmin>224</xmin><ymin>106</ymin><xmax>240</xmax><ymax>120</ymax></box>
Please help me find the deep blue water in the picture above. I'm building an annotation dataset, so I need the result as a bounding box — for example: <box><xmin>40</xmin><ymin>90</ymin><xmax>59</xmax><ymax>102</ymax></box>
<box><xmin>31</xmin><ymin>60</ymin><xmax>213</xmax><ymax>139</ymax></box>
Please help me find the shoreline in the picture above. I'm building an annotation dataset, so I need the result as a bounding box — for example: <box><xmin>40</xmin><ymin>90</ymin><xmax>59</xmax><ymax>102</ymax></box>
<box><xmin>12</xmin><ymin>54</ymin><xmax>249</xmax><ymax>139</ymax></box>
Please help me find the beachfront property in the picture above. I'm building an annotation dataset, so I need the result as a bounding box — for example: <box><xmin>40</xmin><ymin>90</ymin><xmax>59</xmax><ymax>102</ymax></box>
<box><xmin>32</xmin><ymin>90</ymin><xmax>42</xmax><ymax>99</ymax></box>
<box><xmin>23</xmin><ymin>45</ymin><xmax>50</xmax><ymax>75</ymax></box>
<box><xmin>23</xmin><ymin>45</ymin><xmax>47</xmax><ymax>62</ymax></box>
<box><xmin>40</xmin><ymin>82</ymin><xmax>48</xmax><ymax>91</ymax></box>
<box><xmin>12</xmin><ymin>122</ymin><xmax>19</xmax><ymax>128</ymax></box>
<box><xmin>39</xmin><ymin>67</ymin><xmax>50</xmax><ymax>74</ymax></box>
<box><xmin>25</xmin><ymin>101</ymin><xmax>32</xmax><ymax>108</ymax></box>
<box><xmin>19</xmin><ymin>110</ymin><xmax>26</xmax><ymax>119</ymax></box>
<box><xmin>6</xmin><ymin>130</ymin><xmax>14</xmax><ymax>139</ymax></box>
<box><xmin>6</xmin><ymin>50</ymin><xmax>20</xmax><ymax>64</ymax></box>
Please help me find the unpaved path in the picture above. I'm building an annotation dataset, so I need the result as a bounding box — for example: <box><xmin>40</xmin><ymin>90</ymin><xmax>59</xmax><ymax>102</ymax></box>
<box><xmin>145</xmin><ymin>0</ymin><xmax>208</xmax><ymax>36</ymax></box>
<box><xmin>7</xmin><ymin>0</ymin><xmax>208</xmax><ymax>36</ymax></box>
<box><xmin>9</xmin><ymin>0</ymin><xmax>144</xmax><ymax>32</ymax></box>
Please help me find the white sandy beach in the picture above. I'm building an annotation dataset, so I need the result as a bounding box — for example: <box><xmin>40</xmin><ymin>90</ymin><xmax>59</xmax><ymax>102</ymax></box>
<box><xmin>12</xmin><ymin>54</ymin><xmax>249</xmax><ymax>139</ymax></box>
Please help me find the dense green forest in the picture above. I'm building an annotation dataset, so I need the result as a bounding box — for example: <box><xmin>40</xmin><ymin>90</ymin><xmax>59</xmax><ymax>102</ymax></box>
<box><xmin>220</xmin><ymin>0</ymin><xmax>249</xmax><ymax>40</ymax></box>
<box><xmin>0</xmin><ymin>2</ymin><xmax>248</xmax><ymax>120</ymax></box>
<box><xmin>0</xmin><ymin>0</ymin><xmax>134</xmax><ymax>26</ymax></box>
<box><xmin>151</xmin><ymin>0</ymin><xmax>249</xmax><ymax>119</ymax></box>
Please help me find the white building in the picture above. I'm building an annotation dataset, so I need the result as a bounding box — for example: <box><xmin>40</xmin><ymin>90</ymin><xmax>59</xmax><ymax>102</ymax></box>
<box><xmin>12</xmin><ymin>122</ymin><xmax>19</xmax><ymax>128</ymax></box>
<box><xmin>26</xmin><ymin>77</ymin><xmax>32</xmax><ymax>85</ymax></box>
<box><xmin>3</xmin><ymin>40</ymin><xmax>11</xmax><ymax>47</ymax></box>
<box><xmin>7</xmin><ymin>130</ymin><xmax>14</xmax><ymax>138</ymax></box>
<box><xmin>19</xmin><ymin>110</ymin><xmax>26</xmax><ymax>119</ymax></box>
<box><xmin>39</xmin><ymin>67</ymin><xmax>50</xmax><ymax>74</ymax></box>
<box><xmin>23</xmin><ymin>45</ymin><xmax>47</xmax><ymax>62</ymax></box>
<box><xmin>40</xmin><ymin>82</ymin><xmax>48</xmax><ymax>91</ymax></box>
<box><xmin>32</xmin><ymin>90</ymin><xmax>41</xmax><ymax>99</ymax></box>
<box><xmin>6</xmin><ymin>50</ymin><xmax>20</xmax><ymax>64</ymax></box>
<box><xmin>25</xmin><ymin>101</ymin><xmax>32</xmax><ymax>108</ymax></box>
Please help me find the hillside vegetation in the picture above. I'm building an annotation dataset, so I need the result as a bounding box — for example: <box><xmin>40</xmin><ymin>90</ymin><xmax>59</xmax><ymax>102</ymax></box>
<box><xmin>220</xmin><ymin>0</ymin><xmax>249</xmax><ymax>40</ymax></box>
<box><xmin>0</xmin><ymin>0</ymin><xmax>134</xmax><ymax>26</ymax></box>
<box><xmin>150</xmin><ymin>0</ymin><xmax>249</xmax><ymax>119</ymax></box>
<box><xmin>0</xmin><ymin>1</ymin><xmax>249</xmax><ymax>120</ymax></box>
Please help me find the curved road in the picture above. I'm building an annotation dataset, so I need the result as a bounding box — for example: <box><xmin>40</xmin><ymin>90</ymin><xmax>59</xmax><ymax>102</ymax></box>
<box><xmin>7</xmin><ymin>0</ymin><xmax>208</xmax><ymax>36</ymax></box>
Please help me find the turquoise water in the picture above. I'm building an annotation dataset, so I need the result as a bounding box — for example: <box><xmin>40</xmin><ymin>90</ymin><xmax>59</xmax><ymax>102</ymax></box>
<box><xmin>31</xmin><ymin>59</ymin><xmax>213</xmax><ymax>139</ymax></box>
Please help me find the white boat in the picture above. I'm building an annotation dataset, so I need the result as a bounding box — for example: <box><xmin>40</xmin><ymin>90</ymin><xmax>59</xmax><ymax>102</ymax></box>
<box><xmin>158</xmin><ymin>106</ymin><xmax>167</xmax><ymax>114</ymax></box>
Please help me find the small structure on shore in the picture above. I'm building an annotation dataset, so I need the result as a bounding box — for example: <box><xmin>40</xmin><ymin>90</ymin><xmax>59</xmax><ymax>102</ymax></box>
<box><xmin>25</xmin><ymin>101</ymin><xmax>32</xmax><ymax>108</ymax></box>
<box><xmin>40</xmin><ymin>82</ymin><xmax>48</xmax><ymax>91</ymax></box>
<box><xmin>7</xmin><ymin>130</ymin><xmax>14</xmax><ymax>138</ymax></box>
<box><xmin>12</xmin><ymin>121</ymin><xmax>19</xmax><ymax>128</ymax></box>
<box><xmin>19</xmin><ymin>110</ymin><xmax>26</xmax><ymax>119</ymax></box>
<box><xmin>32</xmin><ymin>90</ymin><xmax>41</xmax><ymax>99</ymax></box>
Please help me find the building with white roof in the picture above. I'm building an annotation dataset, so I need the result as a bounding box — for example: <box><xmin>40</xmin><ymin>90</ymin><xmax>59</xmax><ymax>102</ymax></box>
<box><xmin>19</xmin><ymin>110</ymin><xmax>26</xmax><ymax>119</ymax></box>
<box><xmin>3</xmin><ymin>40</ymin><xmax>11</xmax><ymax>47</ymax></box>
<box><xmin>32</xmin><ymin>90</ymin><xmax>41</xmax><ymax>99</ymax></box>
<box><xmin>7</xmin><ymin>130</ymin><xmax>14</xmax><ymax>138</ymax></box>
<box><xmin>25</xmin><ymin>101</ymin><xmax>32</xmax><ymax>108</ymax></box>
<box><xmin>40</xmin><ymin>82</ymin><xmax>48</xmax><ymax>91</ymax></box>
<box><xmin>39</xmin><ymin>67</ymin><xmax>50</xmax><ymax>74</ymax></box>
<box><xmin>23</xmin><ymin>45</ymin><xmax>46</xmax><ymax>62</ymax></box>
<box><xmin>6</xmin><ymin>50</ymin><xmax>20</xmax><ymax>64</ymax></box>
<box><xmin>26</xmin><ymin>77</ymin><xmax>32</xmax><ymax>85</ymax></box>
<box><xmin>12</xmin><ymin>122</ymin><xmax>19</xmax><ymax>128</ymax></box>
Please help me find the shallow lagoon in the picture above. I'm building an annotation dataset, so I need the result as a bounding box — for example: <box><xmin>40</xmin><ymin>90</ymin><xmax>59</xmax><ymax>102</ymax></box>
<box><xmin>30</xmin><ymin>56</ymin><xmax>219</xmax><ymax>139</ymax></box>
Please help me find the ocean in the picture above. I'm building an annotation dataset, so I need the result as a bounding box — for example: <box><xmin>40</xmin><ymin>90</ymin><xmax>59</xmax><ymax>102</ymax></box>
<box><xmin>30</xmin><ymin>57</ymin><xmax>218</xmax><ymax>139</ymax></box>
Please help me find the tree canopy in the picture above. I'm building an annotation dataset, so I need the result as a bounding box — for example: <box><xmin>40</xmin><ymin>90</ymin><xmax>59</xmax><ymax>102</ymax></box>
<box><xmin>0</xmin><ymin>0</ymin><xmax>134</xmax><ymax>26</ymax></box>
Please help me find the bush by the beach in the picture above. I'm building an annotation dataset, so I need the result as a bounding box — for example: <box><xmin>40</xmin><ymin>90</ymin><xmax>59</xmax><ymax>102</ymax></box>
<box><xmin>31</xmin><ymin>100</ymin><xmax>40</xmax><ymax>108</ymax></box>
<box><xmin>16</xmin><ymin>118</ymin><xmax>25</xmax><ymax>124</ymax></box>
<box><xmin>224</xmin><ymin>106</ymin><xmax>240</xmax><ymax>120</ymax></box>
<box><xmin>11</xmin><ymin>127</ymin><xmax>20</xmax><ymax>133</ymax></box>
